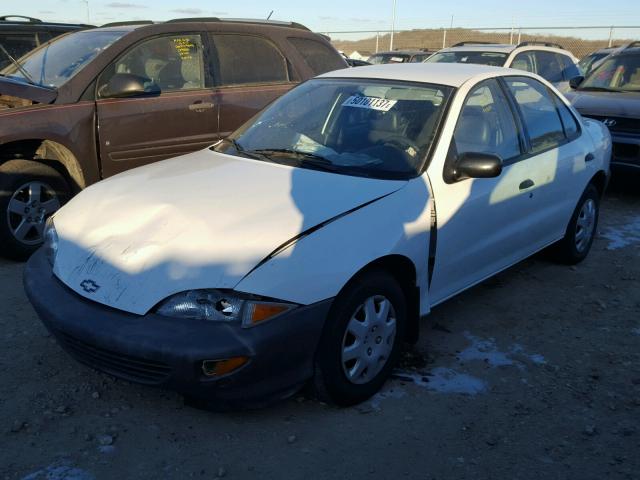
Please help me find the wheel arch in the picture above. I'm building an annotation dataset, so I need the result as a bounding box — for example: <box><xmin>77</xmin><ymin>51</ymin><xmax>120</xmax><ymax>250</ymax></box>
<box><xmin>340</xmin><ymin>254</ymin><xmax>421</xmax><ymax>344</ymax></box>
<box><xmin>589</xmin><ymin>169</ymin><xmax>608</xmax><ymax>198</ymax></box>
<box><xmin>0</xmin><ymin>139</ymin><xmax>86</xmax><ymax>192</ymax></box>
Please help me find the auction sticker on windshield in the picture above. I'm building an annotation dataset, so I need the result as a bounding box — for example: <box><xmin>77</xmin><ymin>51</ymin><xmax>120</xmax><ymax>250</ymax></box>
<box><xmin>342</xmin><ymin>95</ymin><xmax>397</xmax><ymax>112</ymax></box>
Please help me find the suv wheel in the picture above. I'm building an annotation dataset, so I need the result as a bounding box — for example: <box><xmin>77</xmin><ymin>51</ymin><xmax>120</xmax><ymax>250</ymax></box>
<box><xmin>313</xmin><ymin>270</ymin><xmax>406</xmax><ymax>406</ymax></box>
<box><xmin>0</xmin><ymin>160</ymin><xmax>69</xmax><ymax>260</ymax></box>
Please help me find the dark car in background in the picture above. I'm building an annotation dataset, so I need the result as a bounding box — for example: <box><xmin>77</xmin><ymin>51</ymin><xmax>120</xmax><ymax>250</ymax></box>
<box><xmin>566</xmin><ymin>42</ymin><xmax>640</xmax><ymax>174</ymax></box>
<box><xmin>0</xmin><ymin>18</ymin><xmax>348</xmax><ymax>259</ymax></box>
<box><xmin>367</xmin><ymin>49</ymin><xmax>434</xmax><ymax>64</ymax></box>
<box><xmin>0</xmin><ymin>15</ymin><xmax>92</xmax><ymax>69</ymax></box>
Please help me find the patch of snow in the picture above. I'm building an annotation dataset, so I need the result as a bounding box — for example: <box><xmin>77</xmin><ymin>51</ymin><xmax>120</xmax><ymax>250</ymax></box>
<box><xmin>458</xmin><ymin>332</ymin><xmax>546</xmax><ymax>369</ymax></box>
<box><xmin>22</xmin><ymin>462</ymin><xmax>94</xmax><ymax>480</ymax></box>
<box><xmin>394</xmin><ymin>368</ymin><xmax>487</xmax><ymax>395</ymax></box>
<box><xmin>601</xmin><ymin>215</ymin><xmax>640</xmax><ymax>250</ymax></box>
<box><xmin>369</xmin><ymin>385</ymin><xmax>407</xmax><ymax>410</ymax></box>
<box><xmin>632</xmin><ymin>327</ymin><xmax>640</xmax><ymax>336</ymax></box>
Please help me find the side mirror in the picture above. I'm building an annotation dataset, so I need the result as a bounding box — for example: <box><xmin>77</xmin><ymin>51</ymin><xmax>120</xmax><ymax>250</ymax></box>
<box><xmin>569</xmin><ymin>75</ymin><xmax>585</xmax><ymax>89</ymax></box>
<box><xmin>99</xmin><ymin>73</ymin><xmax>161</xmax><ymax>99</ymax></box>
<box><xmin>454</xmin><ymin>152</ymin><xmax>503</xmax><ymax>181</ymax></box>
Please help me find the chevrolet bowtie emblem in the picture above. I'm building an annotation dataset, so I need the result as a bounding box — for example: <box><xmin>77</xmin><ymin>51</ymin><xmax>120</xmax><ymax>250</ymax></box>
<box><xmin>80</xmin><ymin>279</ymin><xmax>100</xmax><ymax>293</ymax></box>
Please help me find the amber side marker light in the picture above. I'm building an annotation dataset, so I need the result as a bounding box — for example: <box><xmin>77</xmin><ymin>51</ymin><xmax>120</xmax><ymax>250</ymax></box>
<box><xmin>202</xmin><ymin>356</ymin><xmax>249</xmax><ymax>377</ymax></box>
<box><xmin>247</xmin><ymin>303</ymin><xmax>291</xmax><ymax>326</ymax></box>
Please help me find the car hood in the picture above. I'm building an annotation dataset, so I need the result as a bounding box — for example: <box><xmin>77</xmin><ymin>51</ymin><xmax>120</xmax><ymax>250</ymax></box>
<box><xmin>52</xmin><ymin>149</ymin><xmax>407</xmax><ymax>314</ymax></box>
<box><xmin>565</xmin><ymin>89</ymin><xmax>640</xmax><ymax>118</ymax></box>
<box><xmin>0</xmin><ymin>76</ymin><xmax>57</xmax><ymax>103</ymax></box>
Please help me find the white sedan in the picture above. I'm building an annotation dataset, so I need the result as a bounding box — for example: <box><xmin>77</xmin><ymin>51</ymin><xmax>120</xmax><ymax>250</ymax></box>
<box><xmin>24</xmin><ymin>64</ymin><xmax>611</xmax><ymax>408</ymax></box>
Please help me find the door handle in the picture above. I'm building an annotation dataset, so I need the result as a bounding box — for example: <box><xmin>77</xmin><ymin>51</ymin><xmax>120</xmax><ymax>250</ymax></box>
<box><xmin>585</xmin><ymin>152</ymin><xmax>595</xmax><ymax>162</ymax></box>
<box><xmin>519</xmin><ymin>179</ymin><xmax>535</xmax><ymax>190</ymax></box>
<box><xmin>188</xmin><ymin>102</ymin><xmax>215</xmax><ymax>112</ymax></box>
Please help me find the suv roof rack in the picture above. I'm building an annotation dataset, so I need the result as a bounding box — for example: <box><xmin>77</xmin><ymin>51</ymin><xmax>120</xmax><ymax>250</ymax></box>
<box><xmin>517</xmin><ymin>41</ymin><xmax>564</xmax><ymax>50</ymax></box>
<box><xmin>624</xmin><ymin>41</ymin><xmax>640</xmax><ymax>49</ymax></box>
<box><xmin>166</xmin><ymin>17</ymin><xmax>310</xmax><ymax>31</ymax></box>
<box><xmin>451</xmin><ymin>41</ymin><xmax>499</xmax><ymax>47</ymax></box>
<box><xmin>0</xmin><ymin>15</ymin><xmax>42</xmax><ymax>23</ymax></box>
<box><xmin>101</xmin><ymin>20</ymin><xmax>154</xmax><ymax>27</ymax></box>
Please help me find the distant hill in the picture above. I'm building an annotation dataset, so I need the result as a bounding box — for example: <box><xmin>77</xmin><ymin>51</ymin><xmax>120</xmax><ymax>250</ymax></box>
<box><xmin>331</xmin><ymin>28</ymin><xmax>635</xmax><ymax>58</ymax></box>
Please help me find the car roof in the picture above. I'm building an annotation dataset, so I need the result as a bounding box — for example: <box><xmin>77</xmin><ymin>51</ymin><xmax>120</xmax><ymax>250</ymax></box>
<box><xmin>319</xmin><ymin>63</ymin><xmax>518</xmax><ymax>87</ymax></box>
<box><xmin>438</xmin><ymin>43</ymin><xmax>569</xmax><ymax>55</ymax></box>
<box><xmin>371</xmin><ymin>50</ymin><xmax>430</xmax><ymax>56</ymax></box>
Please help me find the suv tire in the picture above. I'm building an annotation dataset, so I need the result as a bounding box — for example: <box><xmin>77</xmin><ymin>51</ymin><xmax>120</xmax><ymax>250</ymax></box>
<box><xmin>0</xmin><ymin>160</ymin><xmax>69</xmax><ymax>260</ymax></box>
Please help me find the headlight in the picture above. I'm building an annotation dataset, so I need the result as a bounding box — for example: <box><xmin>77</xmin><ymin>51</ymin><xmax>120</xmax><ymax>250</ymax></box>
<box><xmin>155</xmin><ymin>289</ymin><xmax>296</xmax><ymax>327</ymax></box>
<box><xmin>43</xmin><ymin>217</ymin><xmax>58</xmax><ymax>267</ymax></box>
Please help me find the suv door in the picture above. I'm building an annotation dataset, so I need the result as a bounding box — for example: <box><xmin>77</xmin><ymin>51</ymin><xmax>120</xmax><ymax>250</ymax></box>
<box><xmin>428</xmin><ymin>79</ymin><xmax>531</xmax><ymax>304</ymax></box>
<box><xmin>96</xmin><ymin>33</ymin><xmax>219</xmax><ymax>177</ymax></box>
<box><xmin>502</xmin><ymin>76</ymin><xmax>591</xmax><ymax>245</ymax></box>
<box><xmin>209</xmin><ymin>33</ymin><xmax>297</xmax><ymax>138</ymax></box>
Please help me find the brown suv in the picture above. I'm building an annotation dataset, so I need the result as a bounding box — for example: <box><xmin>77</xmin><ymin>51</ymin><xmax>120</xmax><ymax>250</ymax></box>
<box><xmin>0</xmin><ymin>18</ymin><xmax>347</xmax><ymax>259</ymax></box>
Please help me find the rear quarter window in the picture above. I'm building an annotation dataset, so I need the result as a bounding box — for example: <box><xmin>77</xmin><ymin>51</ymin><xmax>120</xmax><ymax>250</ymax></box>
<box><xmin>288</xmin><ymin>37</ymin><xmax>347</xmax><ymax>75</ymax></box>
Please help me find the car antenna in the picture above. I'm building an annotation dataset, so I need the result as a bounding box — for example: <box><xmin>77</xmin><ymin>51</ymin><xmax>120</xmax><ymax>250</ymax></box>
<box><xmin>0</xmin><ymin>43</ymin><xmax>37</xmax><ymax>86</ymax></box>
<box><xmin>267</xmin><ymin>10</ymin><xmax>274</xmax><ymax>20</ymax></box>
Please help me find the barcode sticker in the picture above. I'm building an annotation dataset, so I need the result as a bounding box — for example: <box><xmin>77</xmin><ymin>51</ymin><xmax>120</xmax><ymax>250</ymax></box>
<box><xmin>342</xmin><ymin>95</ymin><xmax>397</xmax><ymax>112</ymax></box>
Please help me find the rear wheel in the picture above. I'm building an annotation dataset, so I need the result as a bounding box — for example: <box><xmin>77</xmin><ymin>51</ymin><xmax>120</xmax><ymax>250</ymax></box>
<box><xmin>552</xmin><ymin>184</ymin><xmax>599</xmax><ymax>265</ymax></box>
<box><xmin>0</xmin><ymin>160</ymin><xmax>69</xmax><ymax>260</ymax></box>
<box><xmin>313</xmin><ymin>270</ymin><xmax>406</xmax><ymax>406</ymax></box>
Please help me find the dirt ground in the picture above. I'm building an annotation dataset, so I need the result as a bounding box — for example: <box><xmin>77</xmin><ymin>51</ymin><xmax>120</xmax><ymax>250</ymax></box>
<box><xmin>1</xmin><ymin>177</ymin><xmax>639</xmax><ymax>480</ymax></box>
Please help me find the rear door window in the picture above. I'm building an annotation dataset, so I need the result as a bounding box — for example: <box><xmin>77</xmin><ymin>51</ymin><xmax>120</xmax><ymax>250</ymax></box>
<box><xmin>532</xmin><ymin>51</ymin><xmax>563</xmax><ymax>83</ymax></box>
<box><xmin>211</xmin><ymin>34</ymin><xmax>289</xmax><ymax>86</ymax></box>
<box><xmin>505</xmin><ymin>76</ymin><xmax>566</xmax><ymax>154</ymax></box>
<box><xmin>288</xmin><ymin>37</ymin><xmax>346</xmax><ymax>75</ymax></box>
<box><xmin>1</xmin><ymin>33</ymin><xmax>38</xmax><ymax>59</ymax></box>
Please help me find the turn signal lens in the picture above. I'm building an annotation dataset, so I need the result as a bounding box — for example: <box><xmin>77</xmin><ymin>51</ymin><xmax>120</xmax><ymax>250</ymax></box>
<box><xmin>243</xmin><ymin>302</ymin><xmax>295</xmax><ymax>327</ymax></box>
<box><xmin>202</xmin><ymin>356</ymin><xmax>249</xmax><ymax>377</ymax></box>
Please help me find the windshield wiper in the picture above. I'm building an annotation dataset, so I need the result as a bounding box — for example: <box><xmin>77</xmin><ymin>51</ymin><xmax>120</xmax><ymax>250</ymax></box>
<box><xmin>0</xmin><ymin>44</ymin><xmax>37</xmax><ymax>86</ymax></box>
<box><xmin>249</xmin><ymin>148</ymin><xmax>339</xmax><ymax>172</ymax></box>
<box><xmin>579</xmin><ymin>86</ymin><xmax>623</xmax><ymax>92</ymax></box>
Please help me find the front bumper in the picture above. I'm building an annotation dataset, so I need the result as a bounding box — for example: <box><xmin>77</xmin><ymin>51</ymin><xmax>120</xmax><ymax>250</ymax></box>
<box><xmin>610</xmin><ymin>132</ymin><xmax>640</xmax><ymax>170</ymax></box>
<box><xmin>24</xmin><ymin>249</ymin><xmax>332</xmax><ymax>407</ymax></box>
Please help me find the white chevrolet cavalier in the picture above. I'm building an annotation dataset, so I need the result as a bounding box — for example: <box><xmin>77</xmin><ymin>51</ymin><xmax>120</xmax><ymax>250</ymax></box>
<box><xmin>25</xmin><ymin>64</ymin><xmax>611</xmax><ymax>408</ymax></box>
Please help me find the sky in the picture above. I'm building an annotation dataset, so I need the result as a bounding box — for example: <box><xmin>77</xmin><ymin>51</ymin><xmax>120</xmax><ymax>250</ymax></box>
<box><xmin>3</xmin><ymin>0</ymin><xmax>639</xmax><ymax>33</ymax></box>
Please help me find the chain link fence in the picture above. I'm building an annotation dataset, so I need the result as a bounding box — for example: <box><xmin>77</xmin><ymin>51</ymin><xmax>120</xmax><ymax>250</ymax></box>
<box><xmin>327</xmin><ymin>26</ymin><xmax>640</xmax><ymax>60</ymax></box>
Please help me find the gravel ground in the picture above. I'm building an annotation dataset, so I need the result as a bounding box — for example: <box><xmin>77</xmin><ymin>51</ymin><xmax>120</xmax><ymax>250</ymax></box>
<box><xmin>1</xmin><ymin>177</ymin><xmax>639</xmax><ymax>480</ymax></box>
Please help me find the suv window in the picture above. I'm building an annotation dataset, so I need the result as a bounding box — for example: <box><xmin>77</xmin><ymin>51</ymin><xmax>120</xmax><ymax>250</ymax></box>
<box><xmin>453</xmin><ymin>79</ymin><xmax>521</xmax><ymax>162</ymax></box>
<box><xmin>532</xmin><ymin>51</ymin><xmax>563</xmax><ymax>83</ymax></box>
<box><xmin>288</xmin><ymin>37</ymin><xmax>345</xmax><ymax>75</ymax></box>
<box><xmin>557</xmin><ymin>53</ymin><xmax>580</xmax><ymax>80</ymax></box>
<box><xmin>100</xmin><ymin>34</ymin><xmax>205</xmax><ymax>93</ymax></box>
<box><xmin>212</xmin><ymin>34</ymin><xmax>289</xmax><ymax>86</ymax></box>
<box><xmin>2</xmin><ymin>33</ymin><xmax>38</xmax><ymax>60</ymax></box>
<box><xmin>505</xmin><ymin>77</ymin><xmax>566</xmax><ymax>154</ymax></box>
<box><xmin>511</xmin><ymin>51</ymin><xmax>535</xmax><ymax>73</ymax></box>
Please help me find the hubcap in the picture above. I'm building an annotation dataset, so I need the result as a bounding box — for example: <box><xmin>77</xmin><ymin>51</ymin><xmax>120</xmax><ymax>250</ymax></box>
<box><xmin>575</xmin><ymin>198</ymin><xmax>596</xmax><ymax>253</ymax></box>
<box><xmin>7</xmin><ymin>181</ymin><xmax>60</xmax><ymax>246</ymax></box>
<box><xmin>341</xmin><ymin>295</ymin><xmax>397</xmax><ymax>385</ymax></box>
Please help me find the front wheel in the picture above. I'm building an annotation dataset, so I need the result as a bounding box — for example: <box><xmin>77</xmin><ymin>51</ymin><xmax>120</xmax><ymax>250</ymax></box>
<box><xmin>312</xmin><ymin>270</ymin><xmax>406</xmax><ymax>406</ymax></box>
<box><xmin>552</xmin><ymin>184</ymin><xmax>600</xmax><ymax>265</ymax></box>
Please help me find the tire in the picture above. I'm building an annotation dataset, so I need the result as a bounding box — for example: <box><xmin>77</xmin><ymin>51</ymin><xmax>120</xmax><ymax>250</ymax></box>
<box><xmin>0</xmin><ymin>159</ymin><xmax>70</xmax><ymax>260</ymax></box>
<box><xmin>313</xmin><ymin>270</ymin><xmax>407</xmax><ymax>406</ymax></box>
<box><xmin>552</xmin><ymin>184</ymin><xmax>600</xmax><ymax>265</ymax></box>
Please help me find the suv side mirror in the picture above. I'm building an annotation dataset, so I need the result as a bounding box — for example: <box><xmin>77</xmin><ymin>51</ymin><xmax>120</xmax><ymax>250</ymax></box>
<box><xmin>454</xmin><ymin>152</ymin><xmax>503</xmax><ymax>181</ymax></box>
<box><xmin>99</xmin><ymin>73</ymin><xmax>161</xmax><ymax>99</ymax></box>
<box><xmin>569</xmin><ymin>75</ymin><xmax>585</xmax><ymax>89</ymax></box>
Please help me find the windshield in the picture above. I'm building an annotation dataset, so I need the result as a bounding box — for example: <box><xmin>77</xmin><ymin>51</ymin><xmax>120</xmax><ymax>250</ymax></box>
<box><xmin>578</xmin><ymin>52</ymin><xmax>609</xmax><ymax>75</ymax></box>
<box><xmin>368</xmin><ymin>53</ymin><xmax>411</xmax><ymax>64</ymax></box>
<box><xmin>0</xmin><ymin>30</ymin><xmax>126</xmax><ymax>88</ymax></box>
<box><xmin>214</xmin><ymin>78</ymin><xmax>453</xmax><ymax>179</ymax></box>
<box><xmin>580</xmin><ymin>53</ymin><xmax>640</xmax><ymax>92</ymax></box>
<box><xmin>425</xmin><ymin>51</ymin><xmax>508</xmax><ymax>67</ymax></box>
